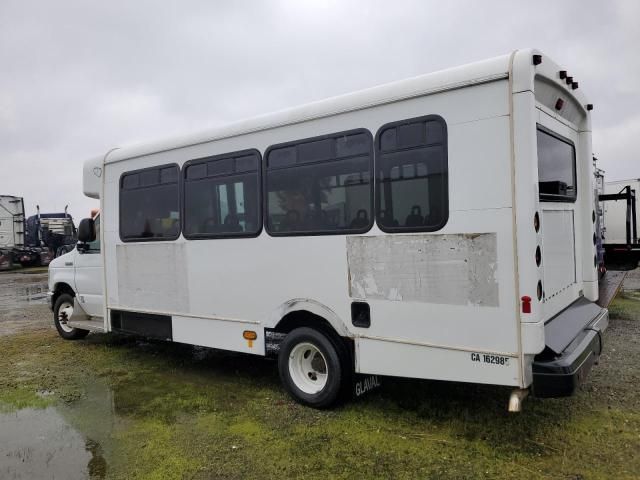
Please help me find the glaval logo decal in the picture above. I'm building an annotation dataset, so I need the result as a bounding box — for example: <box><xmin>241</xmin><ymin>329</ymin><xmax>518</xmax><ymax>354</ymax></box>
<box><xmin>354</xmin><ymin>375</ymin><xmax>381</xmax><ymax>397</ymax></box>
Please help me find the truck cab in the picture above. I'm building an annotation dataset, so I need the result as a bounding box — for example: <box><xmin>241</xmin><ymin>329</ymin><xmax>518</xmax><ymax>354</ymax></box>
<box><xmin>48</xmin><ymin>213</ymin><xmax>104</xmax><ymax>338</ymax></box>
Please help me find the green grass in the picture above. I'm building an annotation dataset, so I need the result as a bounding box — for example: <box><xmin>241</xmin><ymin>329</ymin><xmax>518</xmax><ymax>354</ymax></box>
<box><xmin>1</xmin><ymin>294</ymin><xmax>639</xmax><ymax>479</ymax></box>
<box><xmin>609</xmin><ymin>291</ymin><xmax>640</xmax><ymax>320</ymax></box>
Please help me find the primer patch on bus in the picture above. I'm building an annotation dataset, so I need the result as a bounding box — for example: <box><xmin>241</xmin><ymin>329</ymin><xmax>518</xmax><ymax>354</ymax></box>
<box><xmin>116</xmin><ymin>243</ymin><xmax>189</xmax><ymax>311</ymax></box>
<box><xmin>347</xmin><ymin>233</ymin><xmax>498</xmax><ymax>306</ymax></box>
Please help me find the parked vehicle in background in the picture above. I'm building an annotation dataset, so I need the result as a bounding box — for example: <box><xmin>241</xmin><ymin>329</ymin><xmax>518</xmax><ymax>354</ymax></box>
<box><xmin>0</xmin><ymin>195</ymin><xmax>25</xmax><ymax>250</ymax></box>
<box><xmin>593</xmin><ymin>160</ymin><xmax>606</xmax><ymax>277</ymax></box>
<box><xmin>601</xmin><ymin>178</ymin><xmax>639</xmax><ymax>269</ymax></box>
<box><xmin>0</xmin><ymin>248</ymin><xmax>13</xmax><ymax>270</ymax></box>
<box><xmin>25</xmin><ymin>207</ymin><xmax>78</xmax><ymax>258</ymax></box>
<box><xmin>0</xmin><ymin>196</ymin><xmax>78</xmax><ymax>267</ymax></box>
<box><xmin>49</xmin><ymin>48</ymin><xmax>608</xmax><ymax>412</ymax></box>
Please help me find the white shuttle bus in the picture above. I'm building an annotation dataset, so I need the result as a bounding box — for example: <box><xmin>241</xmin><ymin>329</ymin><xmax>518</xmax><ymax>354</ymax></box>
<box><xmin>49</xmin><ymin>49</ymin><xmax>608</xmax><ymax>411</ymax></box>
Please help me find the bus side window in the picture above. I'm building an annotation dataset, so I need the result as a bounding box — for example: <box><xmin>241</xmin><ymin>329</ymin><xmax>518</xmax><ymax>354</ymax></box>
<box><xmin>265</xmin><ymin>129</ymin><xmax>373</xmax><ymax>236</ymax></box>
<box><xmin>120</xmin><ymin>165</ymin><xmax>181</xmax><ymax>242</ymax></box>
<box><xmin>375</xmin><ymin>116</ymin><xmax>448</xmax><ymax>233</ymax></box>
<box><xmin>183</xmin><ymin>150</ymin><xmax>261</xmax><ymax>239</ymax></box>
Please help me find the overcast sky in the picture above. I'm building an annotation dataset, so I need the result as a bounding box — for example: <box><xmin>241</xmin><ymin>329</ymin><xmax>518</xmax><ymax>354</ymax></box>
<box><xmin>1</xmin><ymin>0</ymin><xmax>638</xmax><ymax>220</ymax></box>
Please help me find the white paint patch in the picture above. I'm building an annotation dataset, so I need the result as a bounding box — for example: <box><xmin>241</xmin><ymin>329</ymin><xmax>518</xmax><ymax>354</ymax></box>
<box><xmin>116</xmin><ymin>243</ymin><xmax>189</xmax><ymax>312</ymax></box>
<box><xmin>347</xmin><ymin>233</ymin><xmax>498</xmax><ymax>306</ymax></box>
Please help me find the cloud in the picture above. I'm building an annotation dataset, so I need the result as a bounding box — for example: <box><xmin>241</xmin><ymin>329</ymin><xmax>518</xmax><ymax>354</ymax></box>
<box><xmin>594</xmin><ymin>113</ymin><xmax>640</xmax><ymax>181</ymax></box>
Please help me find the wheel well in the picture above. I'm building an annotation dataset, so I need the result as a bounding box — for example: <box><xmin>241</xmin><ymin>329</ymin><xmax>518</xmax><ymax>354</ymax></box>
<box><xmin>271</xmin><ymin>310</ymin><xmax>353</xmax><ymax>359</ymax></box>
<box><xmin>52</xmin><ymin>283</ymin><xmax>75</xmax><ymax>306</ymax></box>
<box><xmin>274</xmin><ymin>310</ymin><xmax>335</xmax><ymax>335</ymax></box>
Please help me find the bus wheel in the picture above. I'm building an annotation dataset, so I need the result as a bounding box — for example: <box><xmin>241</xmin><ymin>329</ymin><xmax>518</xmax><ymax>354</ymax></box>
<box><xmin>53</xmin><ymin>293</ymin><xmax>89</xmax><ymax>340</ymax></box>
<box><xmin>278</xmin><ymin>327</ymin><xmax>346</xmax><ymax>408</ymax></box>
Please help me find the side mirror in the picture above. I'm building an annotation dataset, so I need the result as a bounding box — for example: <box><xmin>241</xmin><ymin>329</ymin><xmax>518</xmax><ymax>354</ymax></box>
<box><xmin>77</xmin><ymin>218</ymin><xmax>96</xmax><ymax>243</ymax></box>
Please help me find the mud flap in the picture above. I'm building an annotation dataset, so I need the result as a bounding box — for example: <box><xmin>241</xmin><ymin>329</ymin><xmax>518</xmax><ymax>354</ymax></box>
<box><xmin>352</xmin><ymin>374</ymin><xmax>382</xmax><ymax>399</ymax></box>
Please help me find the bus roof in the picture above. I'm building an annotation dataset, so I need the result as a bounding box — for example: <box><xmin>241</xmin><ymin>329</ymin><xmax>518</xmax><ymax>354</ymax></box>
<box><xmin>100</xmin><ymin>48</ymin><xmax>589</xmax><ymax>165</ymax></box>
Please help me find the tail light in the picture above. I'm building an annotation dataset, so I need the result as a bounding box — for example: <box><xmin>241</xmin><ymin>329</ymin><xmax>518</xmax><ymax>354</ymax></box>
<box><xmin>521</xmin><ymin>296</ymin><xmax>532</xmax><ymax>314</ymax></box>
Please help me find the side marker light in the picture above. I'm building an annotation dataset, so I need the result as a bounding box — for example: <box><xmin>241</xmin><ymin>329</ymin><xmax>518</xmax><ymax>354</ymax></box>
<box><xmin>243</xmin><ymin>330</ymin><xmax>257</xmax><ymax>348</ymax></box>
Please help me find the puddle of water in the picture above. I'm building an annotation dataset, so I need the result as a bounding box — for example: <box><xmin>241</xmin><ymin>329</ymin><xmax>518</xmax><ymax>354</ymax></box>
<box><xmin>0</xmin><ymin>407</ymin><xmax>102</xmax><ymax>480</ymax></box>
<box><xmin>0</xmin><ymin>379</ymin><xmax>114</xmax><ymax>480</ymax></box>
<box><xmin>0</xmin><ymin>273</ymin><xmax>49</xmax><ymax>312</ymax></box>
<box><xmin>0</xmin><ymin>332</ymin><xmax>287</xmax><ymax>478</ymax></box>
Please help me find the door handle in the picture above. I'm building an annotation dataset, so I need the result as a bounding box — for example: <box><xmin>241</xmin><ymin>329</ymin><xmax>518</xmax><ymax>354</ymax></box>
<box><xmin>65</xmin><ymin>262</ymin><xmax>73</xmax><ymax>266</ymax></box>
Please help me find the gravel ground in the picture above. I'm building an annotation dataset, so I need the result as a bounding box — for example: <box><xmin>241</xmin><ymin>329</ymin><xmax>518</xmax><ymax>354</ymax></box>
<box><xmin>0</xmin><ymin>270</ymin><xmax>51</xmax><ymax>336</ymax></box>
<box><xmin>622</xmin><ymin>265</ymin><xmax>640</xmax><ymax>291</ymax></box>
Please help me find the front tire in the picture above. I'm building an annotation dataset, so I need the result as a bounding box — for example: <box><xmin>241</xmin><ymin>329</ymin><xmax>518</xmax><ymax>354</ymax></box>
<box><xmin>278</xmin><ymin>327</ymin><xmax>349</xmax><ymax>408</ymax></box>
<box><xmin>53</xmin><ymin>293</ymin><xmax>89</xmax><ymax>340</ymax></box>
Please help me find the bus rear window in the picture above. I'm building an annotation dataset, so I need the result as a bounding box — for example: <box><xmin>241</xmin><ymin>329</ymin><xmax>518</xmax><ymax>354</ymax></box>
<box><xmin>537</xmin><ymin>128</ymin><xmax>576</xmax><ymax>202</ymax></box>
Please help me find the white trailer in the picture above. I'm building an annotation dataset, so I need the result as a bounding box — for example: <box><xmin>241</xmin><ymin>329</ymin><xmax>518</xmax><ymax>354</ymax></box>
<box><xmin>0</xmin><ymin>195</ymin><xmax>25</xmax><ymax>249</ymax></box>
<box><xmin>48</xmin><ymin>49</ymin><xmax>608</xmax><ymax>410</ymax></box>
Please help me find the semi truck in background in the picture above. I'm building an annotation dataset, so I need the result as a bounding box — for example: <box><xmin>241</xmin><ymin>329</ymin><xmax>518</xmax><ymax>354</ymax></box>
<box><xmin>0</xmin><ymin>195</ymin><xmax>78</xmax><ymax>269</ymax></box>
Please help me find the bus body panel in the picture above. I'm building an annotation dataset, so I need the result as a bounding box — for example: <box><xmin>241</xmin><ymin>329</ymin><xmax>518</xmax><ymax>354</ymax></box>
<box><xmin>100</xmin><ymin>80</ymin><xmax>519</xmax><ymax>384</ymax></box>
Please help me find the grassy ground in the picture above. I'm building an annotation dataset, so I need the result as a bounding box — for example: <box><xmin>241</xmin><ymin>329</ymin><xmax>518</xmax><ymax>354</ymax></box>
<box><xmin>1</xmin><ymin>295</ymin><xmax>639</xmax><ymax>480</ymax></box>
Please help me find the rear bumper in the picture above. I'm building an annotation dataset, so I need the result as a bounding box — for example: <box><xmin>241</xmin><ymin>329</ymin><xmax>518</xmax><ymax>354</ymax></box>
<box><xmin>532</xmin><ymin>306</ymin><xmax>608</xmax><ymax>397</ymax></box>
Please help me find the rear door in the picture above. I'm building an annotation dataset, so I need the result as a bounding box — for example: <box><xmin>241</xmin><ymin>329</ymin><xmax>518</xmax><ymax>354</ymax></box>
<box><xmin>536</xmin><ymin>115</ymin><xmax>581</xmax><ymax>319</ymax></box>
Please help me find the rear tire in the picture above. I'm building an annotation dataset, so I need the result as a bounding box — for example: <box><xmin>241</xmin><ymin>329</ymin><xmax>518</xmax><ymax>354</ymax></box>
<box><xmin>53</xmin><ymin>293</ymin><xmax>89</xmax><ymax>340</ymax></box>
<box><xmin>278</xmin><ymin>327</ymin><xmax>349</xmax><ymax>408</ymax></box>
